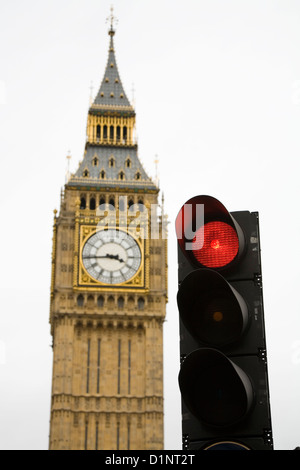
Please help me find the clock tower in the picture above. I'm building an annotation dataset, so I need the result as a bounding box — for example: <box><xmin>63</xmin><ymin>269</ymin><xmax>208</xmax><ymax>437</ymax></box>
<box><xmin>49</xmin><ymin>18</ymin><xmax>168</xmax><ymax>450</ymax></box>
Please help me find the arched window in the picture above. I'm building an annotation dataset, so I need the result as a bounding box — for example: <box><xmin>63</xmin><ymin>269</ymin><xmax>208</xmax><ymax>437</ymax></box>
<box><xmin>96</xmin><ymin>125</ymin><xmax>101</xmax><ymax>141</ymax></box>
<box><xmin>99</xmin><ymin>196</ymin><xmax>106</xmax><ymax>207</ymax></box>
<box><xmin>80</xmin><ymin>197</ymin><xmax>86</xmax><ymax>210</ymax></box>
<box><xmin>77</xmin><ymin>294</ymin><xmax>84</xmax><ymax>307</ymax></box>
<box><xmin>109</xmin><ymin>198</ymin><xmax>115</xmax><ymax>208</ymax></box>
<box><xmin>128</xmin><ymin>199</ymin><xmax>134</xmax><ymax>209</ymax></box>
<box><xmin>125</xmin><ymin>158</ymin><xmax>131</xmax><ymax>168</ymax></box>
<box><xmin>116</xmin><ymin>126</ymin><xmax>121</xmax><ymax>141</ymax></box>
<box><xmin>87</xmin><ymin>295</ymin><xmax>94</xmax><ymax>308</ymax></box>
<box><xmin>119</xmin><ymin>171</ymin><xmax>125</xmax><ymax>181</ymax></box>
<box><xmin>110</xmin><ymin>125</ymin><xmax>114</xmax><ymax>141</ymax></box>
<box><xmin>90</xmin><ymin>198</ymin><xmax>96</xmax><ymax>210</ymax></box>
<box><xmin>138</xmin><ymin>297</ymin><xmax>145</xmax><ymax>310</ymax></box>
<box><xmin>123</xmin><ymin>126</ymin><xmax>127</xmax><ymax>143</ymax></box>
<box><xmin>109</xmin><ymin>157</ymin><xmax>115</xmax><ymax>168</ymax></box>
<box><xmin>97</xmin><ymin>296</ymin><xmax>104</xmax><ymax>308</ymax></box>
<box><xmin>83</xmin><ymin>169</ymin><xmax>89</xmax><ymax>178</ymax></box>
<box><xmin>93</xmin><ymin>157</ymin><xmax>98</xmax><ymax>167</ymax></box>
<box><xmin>135</xmin><ymin>172</ymin><xmax>141</xmax><ymax>181</ymax></box>
<box><xmin>103</xmin><ymin>125</ymin><xmax>108</xmax><ymax>140</ymax></box>
<box><xmin>118</xmin><ymin>297</ymin><xmax>124</xmax><ymax>309</ymax></box>
<box><xmin>100</xmin><ymin>170</ymin><xmax>106</xmax><ymax>180</ymax></box>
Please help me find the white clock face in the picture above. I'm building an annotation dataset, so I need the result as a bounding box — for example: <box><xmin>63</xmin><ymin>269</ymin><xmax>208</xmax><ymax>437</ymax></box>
<box><xmin>82</xmin><ymin>229</ymin><xmax>142</xmax><ymax>285</ymax></box>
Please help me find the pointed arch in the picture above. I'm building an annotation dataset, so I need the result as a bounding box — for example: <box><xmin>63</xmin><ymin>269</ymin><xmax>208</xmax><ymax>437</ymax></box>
<box><xmin>90</xmin><ymin>197</ymin><xmax>96</xmax><ymax>210</ymax></box>
<box><xmin>80</xmin><ymin>196</ymin><xmax>87</xmax><ymax>210</ymax></box>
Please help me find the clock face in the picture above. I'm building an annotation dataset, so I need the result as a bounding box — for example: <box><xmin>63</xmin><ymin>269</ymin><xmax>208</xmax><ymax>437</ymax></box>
<box><xmin>82</xmin><ymin>229</ymin><xmax>142</xmax><ymax>285</ymax></box>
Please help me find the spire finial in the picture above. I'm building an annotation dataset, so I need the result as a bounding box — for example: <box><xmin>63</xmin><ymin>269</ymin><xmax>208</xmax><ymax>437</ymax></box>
<box><xmin>106</xmin><ymin>5</ymin><xmax>118</xmax><ymax>36</ymax></box>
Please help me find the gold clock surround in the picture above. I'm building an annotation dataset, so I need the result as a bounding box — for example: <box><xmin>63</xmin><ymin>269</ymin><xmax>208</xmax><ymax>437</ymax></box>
<box><xmin>75</xmin><ymin>224</ymin><xmax>149</xmax><ymax>292</ymax></box>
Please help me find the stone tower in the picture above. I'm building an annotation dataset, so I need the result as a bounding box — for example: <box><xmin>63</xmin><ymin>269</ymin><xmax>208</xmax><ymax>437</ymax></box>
<box><xmin>49</xmin><ymin>17</ymin><xmax>168</xmax><ymax>451</ymax></box>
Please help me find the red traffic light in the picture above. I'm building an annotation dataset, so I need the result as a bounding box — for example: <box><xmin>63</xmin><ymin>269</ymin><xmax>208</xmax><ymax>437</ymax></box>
<box><xmin>175</xmin><ymin>195</ymin><xmax>245</xmax><ymax>270</ymax></box>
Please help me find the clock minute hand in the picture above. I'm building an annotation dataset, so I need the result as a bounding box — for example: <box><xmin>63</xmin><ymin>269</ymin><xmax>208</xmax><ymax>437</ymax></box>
<box><xmin>83</xmin><ymin>254</ymin><xmax>125</xmax><ymax>263</ymax></box>
<box><xmin>83</xmin><ymin>254</ymin><xmax>111</xmax><ymax>260</ymax></box>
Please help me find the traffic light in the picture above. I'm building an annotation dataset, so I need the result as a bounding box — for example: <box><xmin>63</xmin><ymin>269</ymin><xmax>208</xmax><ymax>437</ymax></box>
<box><xmin>176</xmin><ymin>195</ymin><xmax>273</xmax><ymax>451</ymax></box>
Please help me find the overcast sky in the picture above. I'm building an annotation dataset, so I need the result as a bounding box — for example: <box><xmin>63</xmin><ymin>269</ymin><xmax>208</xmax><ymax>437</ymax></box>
<box><xmin>0</xmin><ymin>0</ymin><xmax>300</xmax><ymax>450</ymax></box>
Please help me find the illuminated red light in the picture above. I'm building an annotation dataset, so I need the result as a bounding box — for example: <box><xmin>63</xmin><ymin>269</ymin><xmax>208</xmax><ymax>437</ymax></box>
<box><xmin>193</xmin><ymin>221</ymin><xmax>239</xmax><ymax>268</ymax></box>
<box><xmin>211</xmin><ymin>239</ymin><xmax>220</xmax><ymax>250</ymax></box>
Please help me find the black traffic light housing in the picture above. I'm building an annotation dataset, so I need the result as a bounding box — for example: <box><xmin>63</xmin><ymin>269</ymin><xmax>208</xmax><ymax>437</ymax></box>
<box><xmin>176</xmin><ymin>196</ymin><xmax>273</xmax><ymax>451</ymax></box>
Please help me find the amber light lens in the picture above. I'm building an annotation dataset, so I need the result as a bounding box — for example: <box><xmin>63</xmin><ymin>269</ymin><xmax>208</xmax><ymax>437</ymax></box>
<box><xmin>193</xmin><ymin>221</ymin><xmax>239</xmax><ymax>268</ymax></box>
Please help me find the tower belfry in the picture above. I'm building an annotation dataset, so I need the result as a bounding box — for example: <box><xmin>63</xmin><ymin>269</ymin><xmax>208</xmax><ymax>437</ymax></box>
<box><xmin>49</xmin><ymin>15</ymin><xmax>168</xmax><ymax>451</ymax></box>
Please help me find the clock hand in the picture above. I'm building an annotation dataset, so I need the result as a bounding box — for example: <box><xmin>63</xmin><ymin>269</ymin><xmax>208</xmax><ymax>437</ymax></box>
<box><xmin>83</xmin><ymin>254</ymin><xmax>125</xmax><ymax>263</ymax></box>
<box><xmin>83</xmin><ymin>255</ymin><xmax>110</xmax><ymax>259</ymax></box>
<box><xmin>108</xmin><ymin>254</ymin><xmax>125</xmax><ymax>263</ymax></box>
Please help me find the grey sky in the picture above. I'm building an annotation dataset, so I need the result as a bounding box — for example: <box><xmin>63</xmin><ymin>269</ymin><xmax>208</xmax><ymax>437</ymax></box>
<box><xmin>0</xmin><ymin>0</ymin><xmax>300</xmax><ymax>450</ymax></box>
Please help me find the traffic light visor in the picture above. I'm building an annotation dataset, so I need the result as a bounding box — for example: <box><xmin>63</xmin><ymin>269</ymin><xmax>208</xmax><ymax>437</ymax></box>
<box><xmin>175</xmin><ymin>195</ymin><xmax>245</xmax><ymax>270</ymax></box>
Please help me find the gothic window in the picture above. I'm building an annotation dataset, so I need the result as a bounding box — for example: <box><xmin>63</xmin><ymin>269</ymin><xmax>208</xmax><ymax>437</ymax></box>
<box><xmin>90</xmin><ymin>197</ymin><xmax>96</xmax><ymax>210</ymax></box>
<box><xmin>103</xmin><ymin>125</ymin><xmax>108</xmax><ymax>140</ymax></box>
<box><xmin>97</xmin><ymin>296</ymin><xmax>104</xmax><ymax>308</ymax></box>
<box><xmin>128</xmin><ymin>199</ymin><xmax>134</xmax><ymax>209</ymax></box>
<box><xmin>96</xmin><ymin>125</ymin><xmax>101</xmax><ymax>140</ymax></box>
<box><xmin>118</xmin><ymin>297</ymin><xmax>124</xmax><ymax>309</ymax></box>
<box><xmin>83</xmin><ymin>169</ymin><xmax>89</xmax><ymax>178</ymax></box>
<box><xmin>80</xmin><ymin>197</ymin><xmax>86</xmax><ymax>210</ymax></box>
<box><xmin>110</xmin><ymin>125</ymin><xmax>114</xmax><ymax>141</ymax></box>
<box><xmin>138</xmin><ymin>297</ymin><xmax>145</xmax><ymax>310</ymax></box>
<box><xmin>77</xmin><ymin>294</ymin><xmax>84</xmax><ymax>307</ymax></box>
<box><xmin>100</xmin><ymin>170</ymin><xmax>106</xmax><ymax>180</ymax></box>
<box><xmin>93</xmin><ymin>157</ymin><xmax>98</xmax><ymax>167</ymax></box>
<box><xmin>123</xmin><ymin>126</ymin><xmax>127</xmax><ymax>143</ymax></box>
<box><xmin>125</xmin><ymin>157</ymin><xmax>131</xmax><ymax>168</ymax></box>
<box><xmin>135</xmin><ymin>171</ymin><xmax>141</xmax><ymax>181</ymax></box>
<box><xmin>116</xmin><ymin>126</ymin><xmax>121</xmax><ymax>141</ymax></box>
<box><xmin>99</xmin><ymin>196</ymin><xmax>106</xmax><ymax>207</ymax></box>
<box><xmin>109</xmin><ymin>157</ymin><xmax>115</xmax><ymax>168</ymax></box>
<box><xmin>119</xmin><ymin>171</ymin><xmax>125</xmax><ymax>181</ymax></box>
<box><xmin>109</xmin><ymin>198</ymin><xmax>115</xmax><ymax>208</ymax></box>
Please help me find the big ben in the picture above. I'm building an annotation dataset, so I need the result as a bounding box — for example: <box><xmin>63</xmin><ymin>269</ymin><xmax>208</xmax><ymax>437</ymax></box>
<box><xmin>49</xmin><ymin>12</ymin><xmax>168</xmax><ymax>451</ymax></box>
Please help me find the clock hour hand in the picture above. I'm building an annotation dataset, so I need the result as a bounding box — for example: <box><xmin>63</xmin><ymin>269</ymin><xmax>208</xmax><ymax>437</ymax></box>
<box><xmin>106</xmin><ymin>253</ymin><xmax>125</xmax><ymax>263</ymax></box>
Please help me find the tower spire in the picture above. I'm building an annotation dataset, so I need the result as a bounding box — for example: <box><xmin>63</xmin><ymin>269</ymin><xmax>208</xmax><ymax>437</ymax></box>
<box><xmin>92</xmin><ymin>7</ymin><xmax>131</xmax><ymax>108</ymax></box>
<box><xmin>106</xmin><ymin>5</ymin><xmax>118</xmax><ymax>36</ymax></box>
